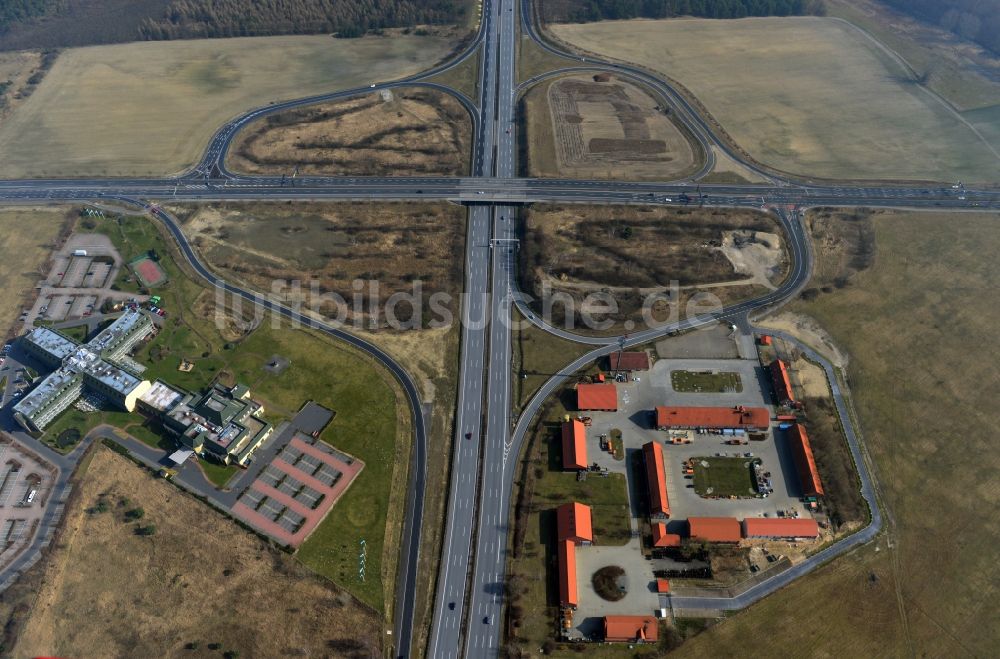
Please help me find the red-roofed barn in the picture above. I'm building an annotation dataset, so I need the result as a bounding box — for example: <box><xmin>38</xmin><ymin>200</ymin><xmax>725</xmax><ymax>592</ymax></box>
<box><xmin>642</xmin><ymin>441</ymin><xmax>670</xmax><ymax>518</ymax></box>
<box><xmin>687</xmin><ymin>517</ymin><xmax>742</xmax><ymax>543</ymax></box>
<box><xmin>556</xmin><ymin>502</ymin><xmax>593</xmax><ymax>545</ymax></box>
<box><xmin>561</xmin><ymin>420</ymin><xmax>588</xmax><ymax>470</ymax></box>
<box><xmin>654</xmin><ymin>406</ymin><xmax>769</xmax><ymax>431</ymax></box>
<box><xmin>577</xmin><ymin>383</ymin><xmax>618</xmax><ymax>411</ymax></box>
<box><xmin>604</xmin><ymin>616</ymin><xmax>659</xmax><ymax>643</ymax></box>
<box><xmin>787</xmin><ymin>424</ymin><xmax>825</xmax><ymax>497</ymax></box>
<box><xmin>609</xmin><ymin>351</ymin><xmax>650</xmax><ymax>371</ymax></box>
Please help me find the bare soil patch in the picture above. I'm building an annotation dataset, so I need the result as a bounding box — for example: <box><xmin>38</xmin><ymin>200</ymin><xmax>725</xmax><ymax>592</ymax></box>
<box><xmin>519</xmin><ymin>204</ymin><xmax>785</xmax><ymax>331</ymax></box>
<box><xmin>14</xmin><ymin>446</ymin><xmax>382</xmax><ymax>658</ymax></box>
<box><xmin>176</xmin><ymin>202</ymin><xmax>466</xmax><ymax>328</ymax></box>
<box><xmin>523</xmin><ymin>73</ymin><xmax>699</xmax><ymax>180</ymax></box>
<box><xmin>552</xmin><ymin>18</ymin><xmax>1000</xmax><ymax>182</ymax></box>
<box><xmin>228</xmin><ymin>87</ymin><xmax>472</xmax><ymax>177</ymax></box>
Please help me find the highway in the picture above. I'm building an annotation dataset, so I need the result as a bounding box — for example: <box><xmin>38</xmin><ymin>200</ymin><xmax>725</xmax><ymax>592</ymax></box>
<box><xmin>0</xmin><ymin>0</ymin><xmax>995</xmax><ymax>655</ymax></box>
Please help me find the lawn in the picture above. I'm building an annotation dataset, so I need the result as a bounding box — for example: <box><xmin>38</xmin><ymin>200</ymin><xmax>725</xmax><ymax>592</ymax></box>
<box><xmin>671</xmin><ymin>370</ymin><xmax>743</xmax><ymax>393</ymax></box>
<box><xmin>507</xmin><ymin>394</ymin><xmax>673</xmax><ymax>657</ymax></box>
<box><xmin>42</xmin><ymin>209</ymin><xmax>410</xmax><ymax>616</ymax></box>
<box><xmin>691</xmin><ymin>457</ymin><xmax>758</xmax><ymax>498</ymax></box>
<box><xmin>511</xmin><ymin>307</ymin><xmax>593</xmax><ymax>413</ymax></box>
<box><xmin>0</xmin><ymin>208</ymin><xmax>69</xmax><ymax>336</ymax></box>
<box><xmin>552</xmin><ymin>18</ymin><xmax>1000</xmax><ymax>182</ymax></box>
<box><xmin>686</xmin><ymin>210</ymin><xmax>1000</xmax><ymax>656</ymax></box>
<box><xmin>0</xmin><ymin>33</ymin><xmax>458</xmax><ymax>177</ymax></box>
<box><xmin>199</xmin><ymin>460</ymin><xmax>239</xmax><ymax>489</ymax></box>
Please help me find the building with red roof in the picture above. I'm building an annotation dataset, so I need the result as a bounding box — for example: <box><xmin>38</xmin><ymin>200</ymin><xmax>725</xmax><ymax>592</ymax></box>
<box><xmin>654</xmin><ymin>405</ymin><xmax>769</xmax><ymax>431</ymax></box>
<box><xmin>577</xmin><ymin>383</ymin><xmax>618</xmax><ymax>411</ymax></box>
<box><xmin>556</xmin><ymin>502</ymin><xmax>593</xmax><ymax>545</ymax></box>
<box><xmin>687</xmin><ymin>517</ymin><xmax>742</xmax><ymax>543</ymax></box>
<box><xmin>557</xmin><ymin>539</ymin><xmax>578</xmax><ymax>608</ymax></box>
<box><xmin>609</xmin><ymin>351</ymin><xmax>650</xmax><ymax>371</ymax></box>
<box><xmin>603</xmin><ymin>616</ymin><xmax>659</xmax><ymax>643</ymax></box>
<box><xmin>770</xmin><ymin>359</ymin><xmax>794</xmax><ymax>405</ymax></box>
<box><xmin>561</xmin><ymin>420</ymin><xmax>588</xmax><ymax>470</ymax></box>
<box><xmin>787</xmin><ymin>424</ymin><xmax>825</xmax><ymax>497</ymax></box>
<box><xmin>656</xmin><ymin>578</ymin><xmax>671</xmax><ymax>593</ymax></box>
<box><xmin>651</xmin><ymin>522</ymin><xmax>681</xmax><ymax>548</ymax></box>
<box><xmin>642</xmin><ymin>441</ymin><xmax>670</xmax><ymax>518</ymax></box>
<box><xmin>743</xmin><ymin>517</ymin><xmax>820</xmax><ymax>539</ymax></box>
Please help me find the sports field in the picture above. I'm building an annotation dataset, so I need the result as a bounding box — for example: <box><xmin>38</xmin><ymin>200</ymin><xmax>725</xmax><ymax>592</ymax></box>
<box><xmin>552</xmin><ymin>18</ymin><xmax>1000</xmax><ymax>182</ymax></box>
<box><xmin>0</xmin><ymin>34</ymin><xmax>456</xmax><ymax>178</ymax></box>
<box><xmin>129</xmin><ymin>253</ymin><xmax>167</xmax><ymax>287</ymax></box>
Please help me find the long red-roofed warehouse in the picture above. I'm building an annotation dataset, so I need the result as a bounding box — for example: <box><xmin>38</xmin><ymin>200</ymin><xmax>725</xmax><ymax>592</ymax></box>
<box><xmin>642</xmin><ymin>441</ymin><xmax>670</xmax><ymax>518</ymax></box>
<box><xmin>557</xmin><ymin>539</ymin><xmax>578</xmax><ymax>608</ymax></box>
<box><xmin>576</xmin><ymin>383</ymin><xmax>618</xmax><ymax>411</ymax></box>
<box><xmin>561</xmin><ymin>419</ymin><xmax>588</xmax><ymax>470</ymax></box>
<box><xmin>743</xmin><ymin>517</ymin><xmax>820</xmax><ymax>539</ymax></box>
<box><xmin>603</xmin><ymin>615</ymin><xmax>660</xmax><ymax>643</ymax></box>
<box><xmin>609</xmin><ymin>351</ymin><xmax>650</xmax><ymax>371</ymax></box>
<box><xmin>556</xmin><ymin>502</ymin><xmax>593</xmax><ymax>544</ymax></box>
<box><xmin>687</xmin><ymin>516</ymin><xmax>742</xmax><ymax>543</ymax></box>
<box><xmin>654</xmin><ymin>405</ymin><xmax>769</xmax><ymax>430</ymax></box>
<box><xmin>787</xmin><ymin>423</ymin><xmax>825</xmax><ymax>497</ymax></box>
<box><xmin>770</xmin><ymin>359</ymin><xmax>795</xmax><ymax>405</ymax></box>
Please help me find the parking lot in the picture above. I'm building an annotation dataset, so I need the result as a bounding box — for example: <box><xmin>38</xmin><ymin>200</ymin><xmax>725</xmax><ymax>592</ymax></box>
<box><xmin>0</xmin><ymin>437</ymin><xmax>56</xmax><ymax>571</ymax></box>
<box><xmin>587</xmin><ymin>358</ymin><xmax>808</xmax><ymax>524</ymax></box>
<box><xmin>563</xmin><ymin>344</ymin><xmax>812</xmax><ymax>636</ymax></box>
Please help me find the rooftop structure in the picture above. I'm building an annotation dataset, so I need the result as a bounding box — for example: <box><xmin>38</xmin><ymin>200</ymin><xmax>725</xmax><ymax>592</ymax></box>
<box><xmin>652</xmin><ymin>522</ymin><xmax>681</xmax><ymax>548</ymax></box>
<box><xmin>557</xmin><ymin>539</ymin><xmax>578</xmax><ymax>608</ymax></box>
<box><xmin>14</xmin><ymin>311</ymin><xmax>154</xmax><ymax>432</ymax></box>
<box><xmin>654</xmin><ymin>405</ymin><xmax>769</xmax><ymax>431</ymax></box>
<box><xmin>163</xmin><ymin>383</ymin><xmax>272</xmax><ymax>466</ymax></box>
<box><xmin>642</xmin><ymin>441</ymin><xmax>670</xmax><ymax>518</ymax></box>
<box><xmin>609</xmin><ymin>351</ymin><xmax>650</xmax><ymax>371</ymax></box>
<box><xmin>603</xmin><ymin>616</ymin><xmax>659</xmax><ymax>643</ymax></box>
<box><xmin>556</xmin><ymin>502</ymin><xmax>593</xmax><ymax>544</ymax></box>
<box><xmin>561</xmin><ymin>420</ymin><xmax>588</xmax><ymax>470</ymax></box>
<box><xmin>743</xmin><ymin>517</ymin><xmax>820</xmax><ymax>539</ymax></box>
<box><xmin>576</xmin><ymin>383</ymin><xmax>618</xmax><ymax>411</ymax></box>
<box><xmin>687</xmin><ymin>517</ymin><xmax>742</xmax><ymax>543</ymax></box>
<box><xmin>137</xmin><ymin>380</ymin><xmax>186</xmax><ymax>414</ymax></box>
<box><xmin>770</xmin><ymin>359</ymin><xmax>794</xmax><ymax>405</ymax></box>
<box><xmin>787</xmin><ymin>424</ymin><xmax>824</xmax><ymax>497</ymax></box>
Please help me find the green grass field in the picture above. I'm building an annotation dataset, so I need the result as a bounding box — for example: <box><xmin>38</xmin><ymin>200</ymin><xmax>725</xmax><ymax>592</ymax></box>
<box><xmin>685</xmin><ymin>210</ymin><xmax>1000</xmax><ymax>655</ymax></box>
<box><xmin>0</xmin><ymin>34</ymin><xmax>456</xmax><ymax>178</ymax></box>
<box><xmin>692</xmin><ymin>457</ymin><xmax>758</xmax><ymax>497</ymax></box>
<box><xmin>41</xmin><ymin>209</ymin><xmax>408</xmax><ymax>615</ymax></box>
<box><xmin>552</xmin><ymin>17</ymin><xmax>1000</xmax><ymax>182</ymax></box>
<box><xmin>671</xmin><ymin>370</ymin><xmax>743</xmax><ymax>393</ymax></box>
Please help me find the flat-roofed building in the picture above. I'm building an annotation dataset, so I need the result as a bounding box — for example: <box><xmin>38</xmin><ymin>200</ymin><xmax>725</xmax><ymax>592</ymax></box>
<box><xmin>164</xmin><ymin>383</ymin><xmax>273</xmax><ymax>466</ymax></box>
<box><xmin>13</xmin><ymin>311</ymin><xmax>154</xmax><ymax>432</ymax></box>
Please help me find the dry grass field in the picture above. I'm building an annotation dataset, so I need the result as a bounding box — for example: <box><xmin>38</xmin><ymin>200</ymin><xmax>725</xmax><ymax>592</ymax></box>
<box><xmin>175</xmin><ymin>201</ymin><xmax>466</xmax><ymax>328</ymax></box>
<box><xmin>13</xmin><ymin>446</ymin><xmax>383</xmax><ymax>658</ymax></box>
<box><xmin>227</xmin><ymin>87</ymin><xmax>472</xmax><ymax>177</ymax></box>
<box><xmin>0</xmin><ymin>33</ymin><xmax>456</xmax><ymax>178</ymax></box>
<box><xmin>0</xmin><ymin>207</ymin><xmax>71</xmax><ymax>338</ymax></box>
<box><xmin>687</xmin><ymin>209</ymin><xmax>1000</xmax><ymax>656</ymax></box>
<box><xmin>522</xmin><ymin>73</ymin><xmax>698</xmax><ymax>180</ymax></box>
<box><xmin>552</xmin><ymin>18</ymin><xmax>1000</xmax><ymax>182</ymax></box>
<box><xmin>519</xmin><ymin>204</ymin><xmax>785</xmax><ymax>332</ymax></box>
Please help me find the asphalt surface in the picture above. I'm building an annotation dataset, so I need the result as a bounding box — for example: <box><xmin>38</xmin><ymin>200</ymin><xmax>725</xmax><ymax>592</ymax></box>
<box><xmin>0</xmin><ymin>0</ymin><xmax>994</xmax><ymax>655</ymax></box>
